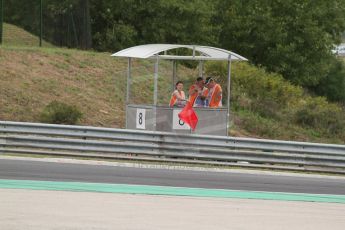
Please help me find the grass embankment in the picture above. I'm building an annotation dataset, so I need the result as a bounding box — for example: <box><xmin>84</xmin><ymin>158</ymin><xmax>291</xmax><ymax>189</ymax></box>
<box><xmin>0</xmin><ymin>46</ymin><xmax>195</xmax><ymax>128</ymax></box>
<box><xmin>0</xmin><ymin>23</ymin><xmax>344</xmax><ymax>144</ymax></box>
<box><xmin>2</xmin><ymin>23</ymin><xmax>54</xmax><ymax>47</ymax></box>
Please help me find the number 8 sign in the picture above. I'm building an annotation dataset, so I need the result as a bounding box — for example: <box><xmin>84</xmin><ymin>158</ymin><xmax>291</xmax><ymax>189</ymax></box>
<box><xmin>136</xmin><ymin>109</ymin><xmax>146</xmax><ymax>129</ymax></box>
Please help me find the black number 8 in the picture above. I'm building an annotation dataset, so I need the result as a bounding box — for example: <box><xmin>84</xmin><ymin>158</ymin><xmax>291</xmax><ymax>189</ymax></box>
<box><xmin>138</xmin><ymin>113</ymin><xmax>143</xmax><ymax>125</ymax></box>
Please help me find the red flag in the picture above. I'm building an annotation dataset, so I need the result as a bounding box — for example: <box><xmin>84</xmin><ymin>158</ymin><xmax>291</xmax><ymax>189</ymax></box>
<box><xmin>178</xmin><ymin>102</ymin><xmax>199</xmax><ymax>130</ymax></box>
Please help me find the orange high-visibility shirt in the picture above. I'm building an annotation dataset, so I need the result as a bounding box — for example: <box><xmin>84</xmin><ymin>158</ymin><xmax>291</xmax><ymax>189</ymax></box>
<box><xmin>207</xmin><ymin>84</ymin><xmax>222</xmax><ymax>108</ymax></box>
<box><xmin>189</xmin><ymin>84</ymin><xmax>208</xmax><ymax>106</ymax></box>
<box><xmin>169</xmin><ymin>90</ymin><xmax>185</xmax><ymax>107</ymax></box>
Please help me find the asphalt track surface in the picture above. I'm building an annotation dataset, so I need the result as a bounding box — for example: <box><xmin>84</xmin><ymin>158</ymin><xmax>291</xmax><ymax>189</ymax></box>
<box><xmin>0</xmin><ymin>158</ymin><xmax>345</xmax><ymax>195</ymax></box>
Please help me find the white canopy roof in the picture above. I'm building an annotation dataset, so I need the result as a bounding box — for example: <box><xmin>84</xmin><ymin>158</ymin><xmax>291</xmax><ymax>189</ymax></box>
<box><xmin>111</xmin><ymin>44</ymin><xmax>248</xmax><ymax>61</ymax></box>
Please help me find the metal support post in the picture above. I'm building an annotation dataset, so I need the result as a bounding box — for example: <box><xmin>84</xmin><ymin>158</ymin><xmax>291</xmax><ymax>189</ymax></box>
<box><xmin>226</xmin><ymin>55</ymin><xmax>232</xmax><ymax>136</ymax></box>
<box><xmin>198</xmin><ymin>61</ymin><xmax>204</xmax><ymax>78</ymax></box>
<box><xmin>125</xmin><ymin>58</ymin><xmax>132</xmax><ymax>128</ymax></box>
<box><xmin>172</xmin><ymin>60</ymin><xmax>177</xmax><ymax>91</ymax></box>
<box><xmin>0</xmin><ymin>0</ymin><xmax>3</xmax><ymax>45</ymax></box>
<box><xmin>39</xmin><ymin>0</ymin><xmax>42</xmax><ymax>47</ymax></box>
<box><xmin>153</xmin><ymin>55</ymin><xmax>159</xmax><ymax>131</ymax></box>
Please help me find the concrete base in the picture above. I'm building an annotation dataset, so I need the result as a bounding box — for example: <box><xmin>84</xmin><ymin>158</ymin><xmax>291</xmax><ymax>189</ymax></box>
<box><xmin>127</xmin><ymin>104</ymin><xmax>228</xmax><ymax>136</ymax></box>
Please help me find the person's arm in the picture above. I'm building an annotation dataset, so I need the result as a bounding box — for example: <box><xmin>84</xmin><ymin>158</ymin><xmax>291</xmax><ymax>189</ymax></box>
<box><xmin>188</xmin><ymin>85</ymin><xmax>198</xmax><ymax>96</ymax></box>
<box><xmin>217</xmin><ymin>85</ymin><xmax>222</xmax><ymax>95</ymax></box>
<box><xmin>214</xmin><ymin>85</ymin><xmax>222</xmax><ymax>104</ymax></box>
<box><xmin>217</xmin><ymin>90</ymin><xmax>222</xmax><ymax>98</ymax></box>
<box><xmin>215</xmin><ymin>92</ymin><xmax>222</xmax><ymax>102</ymax></box>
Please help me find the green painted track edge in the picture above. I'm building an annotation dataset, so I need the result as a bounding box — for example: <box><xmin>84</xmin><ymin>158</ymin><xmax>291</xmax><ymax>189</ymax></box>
<box><xmin>0</xmin><ymin>179</ymin><xmax>345</xmax><ymax>204</ymax></box>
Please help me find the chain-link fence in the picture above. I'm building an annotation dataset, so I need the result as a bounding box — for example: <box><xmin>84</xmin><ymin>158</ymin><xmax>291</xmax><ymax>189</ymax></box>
<box><xmin>0</xmin><ymin>0</ymin><xmax>91</xmax><ymax>49</ymax></box>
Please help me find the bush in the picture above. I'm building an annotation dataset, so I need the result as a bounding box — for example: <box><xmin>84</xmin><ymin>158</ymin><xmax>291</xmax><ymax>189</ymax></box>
<box><xmin>294</xmin><ymin>97</ymin><xmax>345</xmax><ymax>135</ymax></box>
<box><xmin>237</xmin><ymin>110</ymin><xmax>285</xmax><ymax>138</ymax></box>
<box><xmin>40</xmin><ymin>101</ymin><xmax>82</xmax><ymax>125</ymax></box>
<box><xmin>313</xmin><ymin>58</ymin><xmax>345</xmax><ymax>102</ymax></box>
<box><xmin>205</xmin><ymin>61</ymin><xmax>345</xmax><ymax>141</ymax></box>
<box><xmin>205</xmin><ymin>61</ymin><xmax>303</xmax><ymax>118</ymax></box>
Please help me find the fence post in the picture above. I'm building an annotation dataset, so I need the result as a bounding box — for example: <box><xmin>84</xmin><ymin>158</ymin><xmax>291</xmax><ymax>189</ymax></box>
<box><xmin>0</xmin><ymin>0</ymin><xmax>3</xmax><ymax>45</ymax></box>
<box><xmin>39</xmin><ymin>0</ymin><xmax>42</xmax><ymax>47</ymax></box>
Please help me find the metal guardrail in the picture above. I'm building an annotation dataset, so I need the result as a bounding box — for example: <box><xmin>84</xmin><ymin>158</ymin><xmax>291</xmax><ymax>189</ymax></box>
<box><xmin>0</xmin><ymin>121</ymin><xmax>345</xmax><ymax>174</ymax></box>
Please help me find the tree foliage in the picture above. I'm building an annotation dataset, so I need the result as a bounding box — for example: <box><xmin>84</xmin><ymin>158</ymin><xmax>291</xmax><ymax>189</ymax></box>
<box><xmin>216</xmin><ymin>0</ymin><xmax>345</xmax><ymax>89</ymax></box>
<box><xmin>313</xmin><ymin>59</ymin><xmax>345</xmax><ymax>102</ymax></box>
<box><xmin>90</xmin><ymin>0</ymin><xmax>217</xmax><ymax>51</ymax></box>
<box><xmin>3</xmin><ymin>0</ymin><xmax>345</xmax><ymax>101</ymax></box>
